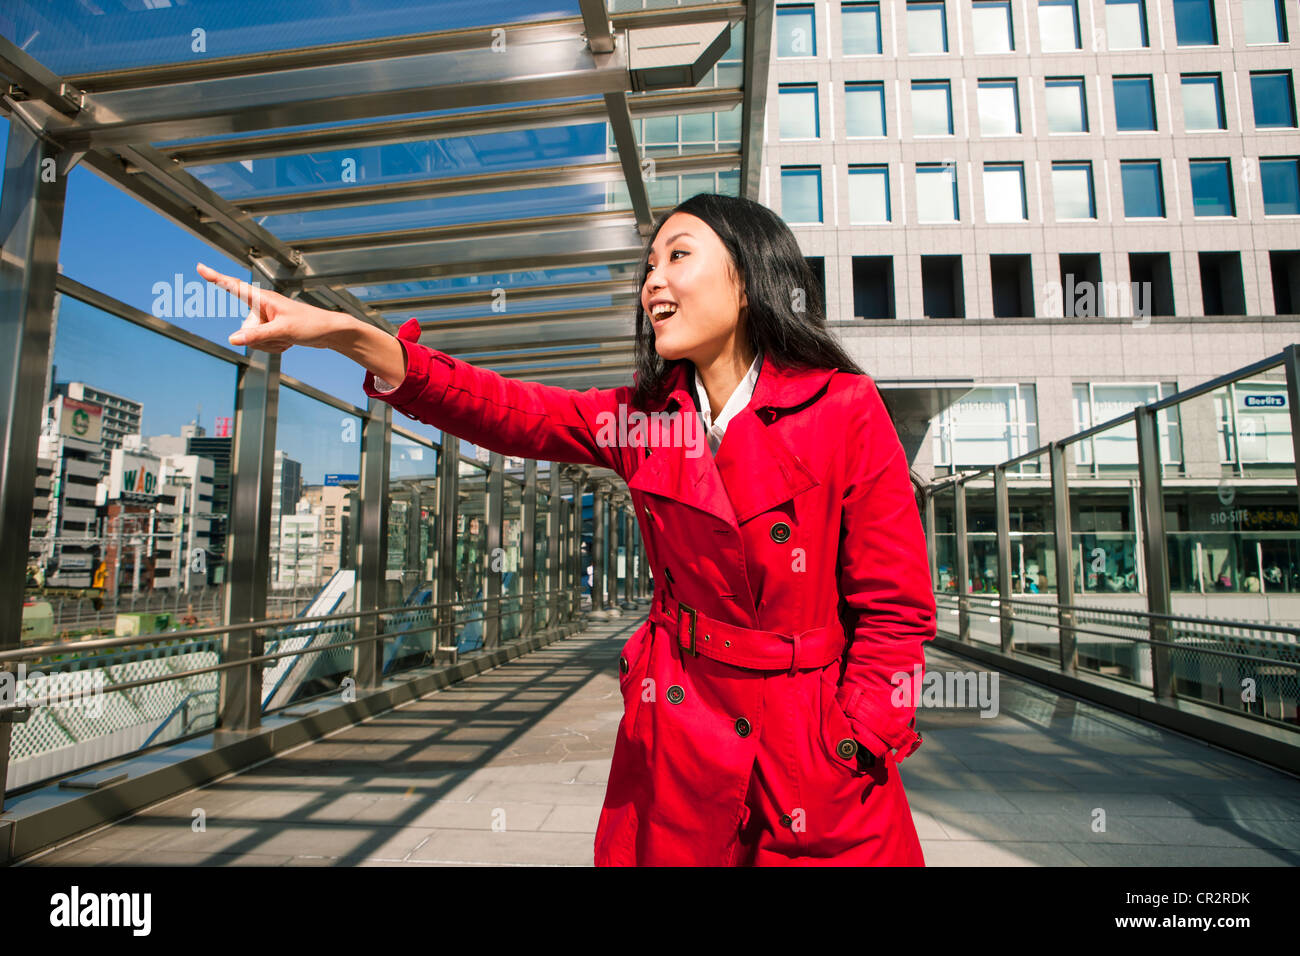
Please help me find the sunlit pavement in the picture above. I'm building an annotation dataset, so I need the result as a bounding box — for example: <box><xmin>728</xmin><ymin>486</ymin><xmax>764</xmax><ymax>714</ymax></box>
<box><xmin>18</xmin><ymin>619</ymin><xmax>1300</xmax><ymax>867</ymax></box>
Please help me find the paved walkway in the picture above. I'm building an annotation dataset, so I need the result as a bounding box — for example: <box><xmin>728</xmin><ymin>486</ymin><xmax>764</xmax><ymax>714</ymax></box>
<box><xmin>19</xmin><ymin>615</ymin><xmax>1300</xmax><ymax>866</ymax></box>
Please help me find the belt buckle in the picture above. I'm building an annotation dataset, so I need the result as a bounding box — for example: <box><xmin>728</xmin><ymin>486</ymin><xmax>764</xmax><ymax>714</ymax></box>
<box><xmin>677</xmin><ymin>601</ymin><xmax>698</xmax><ymax>656</ymax></box>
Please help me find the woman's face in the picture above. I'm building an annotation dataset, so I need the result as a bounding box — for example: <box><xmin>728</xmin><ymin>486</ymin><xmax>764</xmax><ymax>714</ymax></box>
<box><xmin>640</xmin><ymin>212</ymin><xmax>748</xmax><ymax>364</ymax></box>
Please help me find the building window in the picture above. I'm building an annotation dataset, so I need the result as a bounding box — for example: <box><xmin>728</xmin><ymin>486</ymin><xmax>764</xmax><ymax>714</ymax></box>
<box><xmin>1251</xmin><ymin>72</ymin><xmax>1297</xmax><ymax>129</ymax></box>
<box><xmin>1190</xmin><ymin>159</ymin><xmax>1235</xmax><ymax>216</ymax></box>
<box><xmin>845</xmin><ymin>81</ymin><xmax>887</xmax><ymax>136</ymax></box>
<box><xmin>1181</xmin><ymin>74</ymin><xmax>1226</xmax><ymax>130</ymax></box>
<box><xmin>1120</xmin><ymin>160</ymin><xmax>1166</xmax><ymax>217</ymax></box>
<box><xmin>1045</xmin><ymin>77</ymin><xmax>1088</xmax><ymax>132</ymax></box>
<box><xmin>1051</xmin><ymin>161</ymin><xmax>1096</xmax><ymax>218</ymax></box>
<box><xmin>853</xmin><ymin>256</ymin><xmax>896</xmax><ymax>317</ymax></box>
<box><xmin>1113</xmin><ymin>76</ymin><xmax>1157</xmax><ymax>131</ymax></box>
<box><xmin>779</xmin><ymin>84</ymin><xmax>820</xmax><ymax>139</ymax></box>
<box><xmin>1244</xmin><ymin>0</ymin><xmax>1289</xmax><ymax>44</ymax></box>
<box><xmin>911</xmin><ymin>80</ymin><xmax>954</xmax><ymax>135</ymax></box>
<box><xmin>972</xmin><ymin>0</ymin><xmax>1015</xmax><ymax>52</ymax></box>
<box><xmin>1172</xmin><ymin>0</ymin><xmax>1217</xmax><ymax>46</ymax></box>
<box><xmin>1218</xmin><ymin>380</ymin><xmax>1294</xmax><ymax>464</ymax></box>
<box><xmin>934</xmin><ymin>385</ymin><xmax>1040</xmax><ymax>467</ymax></box>
<box><xmin>983</xmin><ymin>163</ymin><xmax>1028</xmax><ymax>222</ymax></box>
<box><xmin>907</xmin><ymin>1</ymin><xmax>949</xmax><ymax>53</ymax></box>
<box><xmin>1072</xmin><ymin>382</ymin><xmax>1182</xmax><ymax>468</ymax></box>
<box><xmin>842</xmin><ymin>2</ymin><xmax>883</xmax><ymax>54</ymax></box>
<box><xmin>777</xmin><ymin>4</ymin><xmax>818</xmax><ymax>56</ymax></box>
<box><xmin>978</xmin><ymin>79</ymin><xmax>1021</xmax><ymax>135</ymax></box>
<box><xmin>1261</xmin><ymin>158</ymin><xmax>1300</xmax><ymax>215</ymax></box>
<box><xmin>1105</xmin><ymin>0</ymin><xmax>1149</xmax><ymax>48</ymax></box>
<box><xmin>848</xmin><ymin>165</ymin><xmax>891</xmax><ymax>222</ymax></box>
<box><xmin>917</xmin><ymin>163</ymin><xmax>959</xmax><ymax>221</ymax></box>
<box><xmin>781</xmin><ymin>166</ymin><xmax>823</xmax><ymax>222</ymax></box>
<box><xmin>1038</xmin><ymin>0</ymin><xmax>1081</xmax><ymax>51</ymax></box>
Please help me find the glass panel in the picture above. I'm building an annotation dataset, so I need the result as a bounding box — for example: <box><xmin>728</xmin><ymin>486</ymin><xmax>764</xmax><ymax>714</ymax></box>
<box><xmin>911</xmin><ymin>81</ymin><xmax>954</xmax><ymax>135</ymax></box>
<box><xmin>1190</xmin><ymin>159</ymin><xmax>1235</xmax><ymax>217</ymax></box>
<box><xmin>1260</xmin><ymin>158</ymin><xmax>1300</xmax><ymax>215</ymax></box>
<box><xmin>455</xmin><ymin>461</ymin><xmax>490</xmax><ymax>652</ymax></box>
<box><xmin>917</xmin><ymin>164</ymin><xmax>959</xmax><ymax>222</ymax></box>
<box><xmin>777</xmin><ymin>4</ymin><xmax>818</xmax><ymax>56</ymax></box>
<box><xmin>1045</xmin><ymin>78</ymin><xmax>1087</xmax><ymax>132</ymax></box>
<box><xmin>534</xmin><ymin>479</ymin><xmax>553</xmax><ymax>629</ymax></box>
<box><xmin>1007</xmin><ymin>452</ymin><xmax>1058</xmax><ymax>662</ymax></box>
<box><xmin>780</xmin><ymin>85</ymin><xmax>820</xmax><ymax>139</ymax></box>
<box><xmin>781</xmin><ymin>167</ymin><xmax>823</xmax><ymax>222</ymax></box>
<box><xmin>849</xmin><ymin>166</ymin><xmax>891</xmax><ymax>223</ymax></box>
<box><xmin>268</xmin><ymin>389</ymin><xmax>362</xmax><ymax>619</ymax></box>
<box><xmin>1251</xmin><ymin>73</ymin><xmax>1298</xmax><ymax>129</ymax></box>
<box><xmin>1181</xmin><ymin>75</ymin><xmax>1225</xmax><ymax>130</ymax></box>
<box><xmin>963</xmin><ymin>476</ymin><xmax>1000</xmax><ymax>648</ymax></box>
<box><xmin>907</xmin><ymin>1</ymin><xmax>949</xmax><ymax>53</ymax></box>
<box><xmin>1121</xmin><ymin>160</ymin><xmax>1165</xmax><ymax>217</ymax></box>
<box><xmin>1105</xmin><ymin>0</ymin><xmax>1149</xmax><ymax>49</ymax></box>
<box><xmin>1173</xmin><ymin>0</ymin><xmax>1217</xmax><ymax>45</ymax></box>
<box><xmin>983</xmin><ymin>164</ymin><xmax>1028</xmax><ymax>221</ymax></box>
<box><xmin>846</xmin><ymin>82</ymin><xmax>888</xmax><ymax>137</ymax></box>
<box><xmin>933</xmin><ymin>484</ymin><xmax>958</xmax><ymax>597</ymax></box>
<box><xmin>0</xmin><ymin>0</ymin><xmax>585</xmax><ymax>73</ymax></box>
<box><xmin>501</xmin><ymin>477</ymin><xmax>524</xmax><ymax>642</ymax></box>
<box><xmin>384</xmin><ymin>433</ymin><xmax>439</xmax><ymax>675</ymax></box>
<box><xmin>1038</xmin><ymin>0</ymin><xmax>1081</xmax><ymax>51</ymax></box>
<box><xmin>1052</xmin><ymin>162</ymin><xmax>1096</xmax><ymax>219</ymax></box>
<box><xmin>1068</xmin><ymin>427</ymin><xmax>1142</xmax><ymax>597</ymax></box>
<box><xmin>978</xmin><ymin>80</ymin><xmax>1021</xmax><ymax>135</ymax></box>
<box><xmin>1114</xmin><ymin>76</ymin><xmax>1157</xmax><ymax>131</ymax></box>
<box><xmin>843</xmin><ymin>2</ymin><xmax>884</xmax><ymax>54</ymax></box>
<box><xmin>1244</xmin><ymin>0</ymin><xmax>1288</xmax><ymax>43</ymax></box>
<box><xmin>972</xmin><ymin>1</ymin><xmax>1015</xmax><ymax>53</ymax></box>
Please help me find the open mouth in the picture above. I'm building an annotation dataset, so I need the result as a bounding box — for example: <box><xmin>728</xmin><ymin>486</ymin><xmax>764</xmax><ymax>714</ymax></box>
<box><xmin>650</xmin><ymin>303</ymin><xmax>679</xmax><ymax>323</ymax></box>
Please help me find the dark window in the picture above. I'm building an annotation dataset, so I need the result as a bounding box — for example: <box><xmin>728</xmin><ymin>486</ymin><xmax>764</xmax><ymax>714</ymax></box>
<box><xmin>990</xmin><ymin>254</ymin><xmax>1034</xmax><ymax>317</ymax></box>
<box><xmin>852</xmin><ymin>256</ymin><xmax>896</xmax><ymax>318</ymax></box>
<box><xmin>921</xmin><ymin>255</ymin><xmax>965</xmax><ymax>318</ymax></box>
<box><xmin>1128</xmin><ymin>253</ymin><xmax>1177</xmax><ymax>316</ymax></box>
<box><xmin>1198</xmin><ymin>252</ymin><xmax>1247</xmax><ymax>315</ymax></box>
<box><xmin>1060</xmin><ymin>253</ymin><xmax>1104</xmax><ymax>316</ymax></box>
<box><xmin>1114</xmin><ymin>75</ymin><xmax>1157</xmax><ymax>130</ymax></box>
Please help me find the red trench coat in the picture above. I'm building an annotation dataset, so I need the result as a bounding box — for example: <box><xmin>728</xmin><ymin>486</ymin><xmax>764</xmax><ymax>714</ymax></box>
<box><xmin>364</xmin><ymin>318</ymin><xmax>937</xmax><ymax>866</ymax></box>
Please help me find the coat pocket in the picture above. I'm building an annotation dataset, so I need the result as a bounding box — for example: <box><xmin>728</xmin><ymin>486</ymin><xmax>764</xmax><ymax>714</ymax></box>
<box><xmin>618</xmin><ymin>621</ymin><xmax>656</xmax><ymax>737</ymax></box>
<box><xmin>816</xmin><ymin>665</ymin><xmax>869</xmax><ymax>777</ymax></box>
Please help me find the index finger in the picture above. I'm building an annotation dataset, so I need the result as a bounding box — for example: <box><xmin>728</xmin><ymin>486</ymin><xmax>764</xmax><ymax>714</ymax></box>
<box><xmin>197</xmin><ymin>262</ymin><xmax>266</xmax><ymax>312</ymax></box>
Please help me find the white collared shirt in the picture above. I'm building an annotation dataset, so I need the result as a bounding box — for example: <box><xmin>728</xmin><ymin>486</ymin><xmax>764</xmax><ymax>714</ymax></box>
<box><xmin>695</xmin><ymin>352</ymin><xmax>763</xmax><ymax>456</ymax></box>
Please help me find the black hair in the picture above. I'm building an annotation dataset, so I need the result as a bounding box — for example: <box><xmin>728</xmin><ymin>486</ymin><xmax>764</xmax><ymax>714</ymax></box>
<box><xmin>628</xmin><ymin>192</ymin><xmax>928</xmax><ymax>507</ymax></box>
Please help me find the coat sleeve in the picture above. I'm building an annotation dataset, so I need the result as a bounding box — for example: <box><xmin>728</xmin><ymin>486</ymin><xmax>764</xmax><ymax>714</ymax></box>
<box><xmin>362</xmin><ymin>318</ymin><xmax>631</xmax><ymax>477</ymax></box>
<box><xmin>833</xmin><ymin>376</ymin><xmax>937</xmax><ymax>764</ymax></box>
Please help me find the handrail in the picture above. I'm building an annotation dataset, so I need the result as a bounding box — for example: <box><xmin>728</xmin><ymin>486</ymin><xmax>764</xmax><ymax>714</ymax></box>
<box><xmin>0</xmin><ymin>584</ymin><xmax>587</xmax><ymax>711</ymax></box>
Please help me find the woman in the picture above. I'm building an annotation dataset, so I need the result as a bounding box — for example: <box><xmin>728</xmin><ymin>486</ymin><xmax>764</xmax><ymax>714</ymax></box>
<box><xmin>198</xmin><ymin>192</ymin><xmax>936</xmax><ymax>866</ymax></box>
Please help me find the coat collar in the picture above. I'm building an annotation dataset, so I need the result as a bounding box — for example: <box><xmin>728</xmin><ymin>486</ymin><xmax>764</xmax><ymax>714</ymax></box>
<box><xmin>627</xmin><ymin>356</ymin><xmax>839</xmax><ymax>531</ymax></box>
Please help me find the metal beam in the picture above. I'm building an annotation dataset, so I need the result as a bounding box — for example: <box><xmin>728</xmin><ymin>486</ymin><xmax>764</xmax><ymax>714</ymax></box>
<box><xmin>352</xmin><ymin>398</ymin><xmax>391</xmax><ymax>691</ymax></box>
<box><xmin>1050</xmin><ymin>442</ymin><xmax>1077</xmax><ymax>674</ymax></box>
<box><xmin>994</xmin><ymin>466</ymin><xmax>1013</xmax><ymax>653</ymax></box>
<box><xmin>604</xmin><ymin>91</ymin><xmax>654</xmax><ymax>235</ymax></box>
<box><xmin>367</xmin><ymin>277</ymin><xmax>638</xmax><ymax>312</ymax></box>
<box><xmin>164</xmin><ymin>88</ymin><xmax>742</xmax><ymax>167</ymax></box>
<box><xmin>0</xmin><ymin>118</ymin><xmax>70</xmax><ymax>812</ymax></box>
<box><xmin>1135</xmin><ymin>407</ymin><xmax>1174</xmax><ymax>701</ymax></box>
<box><xmin>740</xmin><ymin>0</ymin><xmax>775</xmax><ymax>199</ymax></box>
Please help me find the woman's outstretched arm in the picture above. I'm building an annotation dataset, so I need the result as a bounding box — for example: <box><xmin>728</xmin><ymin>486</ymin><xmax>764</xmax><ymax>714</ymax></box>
<box><xmin>197</xmin><ymin>263</ymin><xmax>631</xmax><ymax>475</ymax></box>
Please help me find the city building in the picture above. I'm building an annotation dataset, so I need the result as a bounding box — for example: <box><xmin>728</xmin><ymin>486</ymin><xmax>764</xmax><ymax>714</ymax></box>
<box><xmin>34</xmin><ymin>395</ymin><xmax>105</xmax><ymax>588</ymax></box>
<box><xmin>766</xmin><ymin>0</ymin><xmax>1300</xmax><ymax>603</ymax></box>
<box><xmin>301</xmin><ymin>482</ymin><xmax>355</xmax><ymax>580</ymax></box>
<box><xmin>51</xmin><ymin>381</ymin><xmax>142</xmax><ymax>476</ymax></box>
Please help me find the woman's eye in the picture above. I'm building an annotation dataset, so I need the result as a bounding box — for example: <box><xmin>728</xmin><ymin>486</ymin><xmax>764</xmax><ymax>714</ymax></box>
<box><xmin>646</xmin><ymin>250</ymin><xmax>686</xmax><ymax>274</ymax></box>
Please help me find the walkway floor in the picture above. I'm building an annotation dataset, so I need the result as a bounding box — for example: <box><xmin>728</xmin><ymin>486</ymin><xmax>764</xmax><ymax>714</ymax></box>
<box><xmin>19</xmin><ymin>614</ymin><xmax>1300</xmax><ymax>866</ymax></box>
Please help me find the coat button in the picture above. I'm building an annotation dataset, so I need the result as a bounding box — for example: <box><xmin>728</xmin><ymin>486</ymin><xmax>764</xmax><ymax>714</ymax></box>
<box><xmin>735</xmin><ymin>717</ymin><xmax>751</xmax><ymax>737</ymax></box>
<box><xmin>836</xmin><ymin>738</ymin><xmax>858</xmax><ymax>759</ymax></box>
<box><xmin>619</xmin><ymin>656</ymin><xmax>629</xmax><ymax>674</ymax></box>
<box><xmin>769</xmin><ymin>521</ymin><xmax>791</xmax><ymax>543</ymax></box>
<box><xmin>666</xmin><ymin>684</ymin><xmax>684</xmax><ymax>704</ymax></box>
<box><xmin>779</xmin><ymin>813</ymin><xmax>793</xmax><ymax>828</ymax></box>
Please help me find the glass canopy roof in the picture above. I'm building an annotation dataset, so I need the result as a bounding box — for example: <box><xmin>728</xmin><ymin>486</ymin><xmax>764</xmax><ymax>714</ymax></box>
<box><xmin>0</xmin><ymin>0</ymin><xmax>766</xmax><ymax>390</ymax></box>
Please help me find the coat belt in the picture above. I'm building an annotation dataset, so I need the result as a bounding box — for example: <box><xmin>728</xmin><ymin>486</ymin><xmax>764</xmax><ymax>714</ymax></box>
<box><xmin>648</xmin><ymin>590</ymin><xmax>846</xmax><ymax>673</ymax></box>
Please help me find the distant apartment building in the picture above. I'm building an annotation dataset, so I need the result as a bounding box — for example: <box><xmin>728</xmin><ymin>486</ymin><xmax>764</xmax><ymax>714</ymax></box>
<box><xmin>52</xmin><ymin>380</ymin><xmax>142</xmax><ymax>476</ymax></box>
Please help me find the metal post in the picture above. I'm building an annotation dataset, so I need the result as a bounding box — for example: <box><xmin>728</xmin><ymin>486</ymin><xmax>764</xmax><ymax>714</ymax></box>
<box><xmin>436</xmin><ymin>435</ymin><xmax>459</xmax><ymax>658</ymax></box>
<box><xmin>1284</xmin><ymin>344</ymin><xmax>1300</xmax><ymax>515</ymax></box>
<box><xmin>219</xmin><ymin>345</ymin><xmax>279</xmax><ymax>732</ymax></box>
<box><xmin>1050</xmin><ymin>441</ymin><xmax>1076</xmax><ymax>673</ymax></box>
<box><xmin>592</xmin><ymin>481</ymin><xmax>606</xmax><ymax>615</ymax></box>
<box><xmin>1136</xmin><ymin>406</ymin><xmax>1174</xmax><ymax>700</ymax></box>
<box><xmin>548</xmin><ymin>466</ymin><xmax>562</xmax><ymax>629</ymax></box>
<box><xmin>484</xmin><ymin>450</ymin><xmax>504</xmax><ymax>648</ymax></box>
<box><xmin>0</xmin><ymin>118</ymin><xmax>70</xmax><ymax>810</ymax></box>
<box><xmin>352</xmin><ymin>399</ymin><xmax>390</xmax><ymax>691</ymax></box>
<box><xmin>924</xmin><ymin>491</ymin><xmax>938</xmax><ymax>591</ymax></box>
<box><xmin>954</xmin><ymin>479</ymin><xmax>970</xmax><ymax>642</ymax></box>
<box><xmin>994</xmin><ymin>466</ymin><xmax>1013</xmax><ymax>652</ymax></box>
<box><xmin>521</xmin><ymin>459</ymin><xmax>537</xmax><ymax>637</ymax></box>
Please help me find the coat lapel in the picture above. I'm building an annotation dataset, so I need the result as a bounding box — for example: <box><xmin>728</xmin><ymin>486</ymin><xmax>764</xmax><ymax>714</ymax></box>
<box><xmin>627</xmin><ymin>356</ymin><xmax>838</xmax><ymax>529</ymax></box>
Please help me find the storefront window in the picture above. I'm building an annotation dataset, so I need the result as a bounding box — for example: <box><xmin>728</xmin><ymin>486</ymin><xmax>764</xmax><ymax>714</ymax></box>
<box><xmin>934</xmin><ymin>384</ymin><xmax>1039</xmax><ymax>469</ymax></box>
